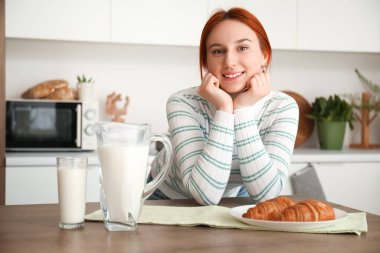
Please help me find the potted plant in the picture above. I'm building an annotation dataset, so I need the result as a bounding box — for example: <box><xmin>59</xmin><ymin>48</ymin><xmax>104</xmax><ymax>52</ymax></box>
<box><xmin>77</xmin><ymin>74</ymin><xmax>94</xmax><ymax>101</ymax></box>
<box><xmin>308</xmin><ymin>95</ymin><xmax>354</xmax><ymax>150</ymax></box>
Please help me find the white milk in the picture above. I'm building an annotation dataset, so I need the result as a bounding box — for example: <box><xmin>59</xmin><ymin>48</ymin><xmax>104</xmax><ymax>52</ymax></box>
<box><xmin>98</xmin><ymin>144</ymin><xmax>149</xmax><ymax>223</ymax></box>
<box><xmin>57</xmin><ymin>167</ymin><xmax>87</xmax><ymax>223</ymax></box>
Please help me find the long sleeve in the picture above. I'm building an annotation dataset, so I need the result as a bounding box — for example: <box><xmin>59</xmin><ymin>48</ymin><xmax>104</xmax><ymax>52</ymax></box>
<box><xmin>166</xmin><ymin>93</ymin><xmax>234</xmax><ymax>205</ymax></box>
<box><xmin>151</xmin><ymin>89</ymin><xmax>299</xmax><ymax>205</ymax></box>
<box><xmin>234</xmin><ymin>94</ymin><xmax>299</xmax><ymax>202</ymax></box>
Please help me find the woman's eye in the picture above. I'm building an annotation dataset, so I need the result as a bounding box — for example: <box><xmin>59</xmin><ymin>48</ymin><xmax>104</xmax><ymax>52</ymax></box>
<box><xmin>211</xmin><ymin>49</ymin><xmax>224</xmax><ymax>55</ymax></box>
<box><xmin>239</xmin><ymin>46</ymin><xmax>249</xmax><ymax>52</ymax></box>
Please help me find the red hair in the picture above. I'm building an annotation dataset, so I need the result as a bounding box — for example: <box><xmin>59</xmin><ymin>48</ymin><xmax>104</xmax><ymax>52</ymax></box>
<box><xmin>199</xmin><ymin>8</ymin><xmax>272</xmax><ymax>78</ymax></box>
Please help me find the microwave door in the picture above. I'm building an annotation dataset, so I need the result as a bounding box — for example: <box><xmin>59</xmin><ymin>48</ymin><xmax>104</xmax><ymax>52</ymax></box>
<box><xmin>6</xmin><ymin>101</ymin><xmax>81</xmax><ymax>151</ymax></box>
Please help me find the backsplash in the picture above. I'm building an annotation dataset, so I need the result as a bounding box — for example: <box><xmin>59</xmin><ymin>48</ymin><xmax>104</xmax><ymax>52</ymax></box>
<box><xmin>5</xmin><ymin>38</ymin><xmax>380</xmax><ymax>147</ymax></box>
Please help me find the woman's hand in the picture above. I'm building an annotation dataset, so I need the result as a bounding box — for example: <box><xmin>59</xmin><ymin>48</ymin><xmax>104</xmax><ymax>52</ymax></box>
<box><xmin>233</xmin><ymin>72</ymin><xmax>271</xmax><ymax>110</ymax></box>
<box><xmin>198</xmin><ymin>73</ymin><xmax>233</xmax><ymax>113</ymax></box>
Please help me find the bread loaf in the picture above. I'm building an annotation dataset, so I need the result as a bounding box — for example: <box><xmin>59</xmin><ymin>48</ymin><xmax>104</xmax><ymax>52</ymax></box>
<box><xmin>46</xmin><ymin>86</ymin><xmax>75</xmax><ymax>100</ymax></box>
<box><xmin>21</xmin><ymin>80</ymin><xmax>68</xmax><ymax>99</ymax></box>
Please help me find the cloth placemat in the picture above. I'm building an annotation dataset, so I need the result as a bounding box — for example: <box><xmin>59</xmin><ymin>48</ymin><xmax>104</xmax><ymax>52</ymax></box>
<box><xmin>85</xmin><ymin>205</ymin><xmax>367</xmax><ymax>235</ymax></box>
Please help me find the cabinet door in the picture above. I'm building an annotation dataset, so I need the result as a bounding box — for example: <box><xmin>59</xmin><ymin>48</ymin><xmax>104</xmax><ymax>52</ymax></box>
<box><xmin>6</xmin><ymin>165</ymin><xmax>100</xmax><ymax>205</ymax></box>
<box><xmin>6</xmin><ymin>166</ymin><xmax>58</xmax><ymax>205</ymax></box>
<box><xmin>6</xmin><ymin>0</ymin><xmax>110</xmax><ymax>42</ymax></box>
<box><xmin>315</xmin><ymin>163</ymin><xmax>380</xmax><ymax>216</ymax></box>
<box><xmin>208</xmin><ymin>0</ymin><xmax>298</xmax><ymax>50</ymax></box>
<box><xmin>86</xmin><ymin>165</ymin><xmax>100</xmax><ymax>202</ymax></box>
<box><xmin>298</xmin><ymin>0</ymin><xmax>380</xmax><ymax>52</ymax></box>
<box><xmin>111</xmin><ymin>0</ymin><xmax>208</xmax><ymax>46</ymax></box>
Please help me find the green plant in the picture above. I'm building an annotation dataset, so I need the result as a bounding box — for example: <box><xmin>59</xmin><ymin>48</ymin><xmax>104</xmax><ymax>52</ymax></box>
<box><xmin>77</xmin><ymin>74</ymin><xmax>94</xmax><ymax>84</ymax></box>
<box><xmin>308</xmin><ymin>95</ymin><xmax>355</xmax><ymax>129</ymax></box>
<box><xmin>355</xmin><ymin>68</ymin><xmax>380</xmax><ymax>94</ymax></box>
<box><xmin>353</xmin><ymin>68</ymin><xmax>380</xmax><ymax>112</ymax></box>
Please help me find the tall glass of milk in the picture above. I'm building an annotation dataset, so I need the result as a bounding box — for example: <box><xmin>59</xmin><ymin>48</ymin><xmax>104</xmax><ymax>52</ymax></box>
<box><xmin>57</xmin><ymin>156</ymin><xmax>87</xmax><ymax>229</ymax></box>
<box><xmin>96</xmin><ymin>122</ymin><xmax>173</xmax><ymax>231</ymax></box>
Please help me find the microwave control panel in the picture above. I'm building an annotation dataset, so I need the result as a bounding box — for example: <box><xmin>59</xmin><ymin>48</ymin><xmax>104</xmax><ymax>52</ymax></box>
<box><xmin>81</xmin><ymin>101</ymin><xmax>99</xmax><ymax>150</ymax></box>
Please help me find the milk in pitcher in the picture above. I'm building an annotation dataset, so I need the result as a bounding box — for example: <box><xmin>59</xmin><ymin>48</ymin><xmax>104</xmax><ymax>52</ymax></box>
<box><xmin>98</xmin><ymin>144</ymin><xmax>150</xmax><ymax>223</ymax></box>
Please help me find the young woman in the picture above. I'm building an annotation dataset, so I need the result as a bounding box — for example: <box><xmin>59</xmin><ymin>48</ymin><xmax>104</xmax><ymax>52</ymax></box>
<box><xmin>150</xmin><ymin>7</ymin><xmax>299</xmax><ymax>205</ymax></box>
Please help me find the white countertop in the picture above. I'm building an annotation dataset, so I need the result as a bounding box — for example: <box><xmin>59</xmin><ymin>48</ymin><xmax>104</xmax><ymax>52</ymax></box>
<box><xmin>5</xmin><ymin>148</ymin><xmax>380</xmax><ymax>167</ymax></box>
<box><xmin>6</xmin><ymin>151</ymin><xmax>100</xmax><ymax>167</ymax></box>
<box><xmin>5</xmin><ymin>151</ymin><xmax>156</xmax><ymax>167</ymax></box>
<box><xmin>292</xmin><ymin>148</ymin><xmax>380</xmax><ymax>163</ymax></box>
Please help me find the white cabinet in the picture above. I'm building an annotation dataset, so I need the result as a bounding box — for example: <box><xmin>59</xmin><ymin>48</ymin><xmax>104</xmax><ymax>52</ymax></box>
<box><xmin>208</xmin><ymin>0</ymin><xmax>298</xmax><ymax>50</ymax></box>
<box><xmin>5</xmin><ymin>0</ymin><xmax>380</xmax><ymax>52</ymax></box>
<box><xmin>6</xmin><ymin>166</ymin><xmax>58</xmax><ymax>205</ymax></box>
<box><xmin>297</xmin><ymin>0</ymin><xmax>380</xmax><ymax>52</ymax></box>
<box><xmin>6</xmin><ymin>0</ymin><xmax>110</xmax><ymax>42</ymax></box>
<box><xmin>5</xmin><ymin>165</ymin><xmax>100</xmax><ymax>205</ymax></box>
<box><xmin>283</xmin><ymin>162</ymin><xmax>380</xmax><ymax>215</ymax></box>
<box><xmin>111</xmin><ymin>0</ymin><xmax>208</xmax><ymax>46</ymax></box>
<box><xmin>5</xmin><ymin>152</ymin><xmax>101</xmax><ymax>205</ymax></box>
<box><xmin>315</xmin><ymin>163</ymin><xmax>380</xmax><ymax>215</ymax></box>
<box><xmin>5</xmin><ymin>153</ymin><xmax>155</xmax><ymax>205</ymax></box>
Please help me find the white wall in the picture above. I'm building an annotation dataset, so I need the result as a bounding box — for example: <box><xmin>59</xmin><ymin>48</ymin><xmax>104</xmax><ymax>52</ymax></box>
<box><xmin>5</xmin><ymin>38</ymin><xmax>380</xmax><ymax>146</ymax></box>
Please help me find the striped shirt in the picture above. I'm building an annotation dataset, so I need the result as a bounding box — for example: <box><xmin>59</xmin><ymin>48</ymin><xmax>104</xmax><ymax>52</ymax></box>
<box><xmin>151</xmin><ymin>87</ymin><xmax>299</xmax><ymax>205</ymax></box>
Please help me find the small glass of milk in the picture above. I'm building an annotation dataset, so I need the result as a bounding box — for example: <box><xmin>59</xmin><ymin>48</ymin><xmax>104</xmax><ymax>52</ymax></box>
<box><xmin>57</xmin><ymin>156</ymin><xmax>88</xmax><ymax>229</ymax></box>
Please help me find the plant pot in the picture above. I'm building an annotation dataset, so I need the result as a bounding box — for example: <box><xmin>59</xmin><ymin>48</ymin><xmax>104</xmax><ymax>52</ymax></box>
<box><xmin>316</xmin><ymin>121</ymin><xmax>346</xmax><ymax>150</ymax></box>
<box><xmin>78</xmin><ymin>83</ymin><xmax>94</xmax><ymax>101</ymax></box>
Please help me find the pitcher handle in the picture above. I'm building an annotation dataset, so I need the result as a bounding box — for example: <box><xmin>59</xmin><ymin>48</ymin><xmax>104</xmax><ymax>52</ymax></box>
<box><xmin>142</xmin><ymin>134</ymin><xmax>173</xmax><ymax>200</ymax></box>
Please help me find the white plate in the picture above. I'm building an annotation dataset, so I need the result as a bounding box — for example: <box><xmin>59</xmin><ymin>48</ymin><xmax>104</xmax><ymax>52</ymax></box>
<box><xmin>230</xmin><ymin>205</ymin><xmax>348</xmax><ymax>231</ymax></box>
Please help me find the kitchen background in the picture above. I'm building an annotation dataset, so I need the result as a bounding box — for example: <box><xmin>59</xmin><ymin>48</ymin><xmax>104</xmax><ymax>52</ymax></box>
<box><xmin>6</xmin><ymin>40</ymin><xmax>380</xmax><ymax>145</ymax></box>
<box><xmin>3</xmin><ymin>0</ymin><xmax>380</xmax><ymax>214</ymax></box>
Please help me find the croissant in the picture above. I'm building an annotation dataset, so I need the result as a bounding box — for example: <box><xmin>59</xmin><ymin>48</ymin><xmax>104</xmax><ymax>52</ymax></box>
<box><xmin>242</xmin><ymin>196</ymin><xmax>296</xmax><ymax>221</ymax></box>
<box><xmin>278</xmin><ymin>199</ymin><xmax>335</xmax><ymax>222</ymax></box>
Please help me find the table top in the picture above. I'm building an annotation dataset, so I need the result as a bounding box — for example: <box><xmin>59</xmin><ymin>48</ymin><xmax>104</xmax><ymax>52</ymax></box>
<box><xmin>1</xmin><ymin>198</ymin><xmax>379</xmax><ymax>253</ymax></box>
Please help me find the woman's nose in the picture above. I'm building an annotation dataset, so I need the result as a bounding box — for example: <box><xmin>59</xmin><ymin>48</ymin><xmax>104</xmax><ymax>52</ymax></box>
<box><xmin>223</xmin><ymin>51</ymin><xmax>238</xmax><ymax>68</ymax></box>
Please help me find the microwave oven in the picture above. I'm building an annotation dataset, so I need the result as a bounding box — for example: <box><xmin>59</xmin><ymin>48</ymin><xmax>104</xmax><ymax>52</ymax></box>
<box><xmin>6</xmin><ymin>99</ymin><xmax>99</xmax><ymax>151</ymax></box>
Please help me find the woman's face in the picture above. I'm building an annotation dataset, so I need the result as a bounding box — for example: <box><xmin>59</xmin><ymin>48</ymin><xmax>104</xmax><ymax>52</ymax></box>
<box><xmin>205</xmin><ymin>20</ymin><xmax>266</xmax><ymax>96</ymax></box>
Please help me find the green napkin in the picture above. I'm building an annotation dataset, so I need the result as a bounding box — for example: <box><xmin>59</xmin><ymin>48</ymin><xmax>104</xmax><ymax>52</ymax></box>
<box><xmin>85</xmin><ymin>205</ymin><xmax>367</xmax><ymax>235</ymax></box>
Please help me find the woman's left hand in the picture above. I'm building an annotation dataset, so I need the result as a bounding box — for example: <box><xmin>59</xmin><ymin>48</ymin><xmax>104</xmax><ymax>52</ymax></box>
<box><xmin>233</xmin><ymin>72</ymin><xmax>271</xmax><ymax>110</ymax></box>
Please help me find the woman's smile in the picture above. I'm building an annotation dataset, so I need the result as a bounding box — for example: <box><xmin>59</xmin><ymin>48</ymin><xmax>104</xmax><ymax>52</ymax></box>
<box><xmin>222</xmin><ymin>71</ymin><xmax>245</xmax><ymax>80</ymax></box>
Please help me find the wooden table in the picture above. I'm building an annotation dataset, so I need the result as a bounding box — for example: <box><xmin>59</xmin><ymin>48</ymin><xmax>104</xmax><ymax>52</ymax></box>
<box><xmin>0</xmin><ymin>198</ymin><xmax>379</xmax><ymax>253</ymax></box>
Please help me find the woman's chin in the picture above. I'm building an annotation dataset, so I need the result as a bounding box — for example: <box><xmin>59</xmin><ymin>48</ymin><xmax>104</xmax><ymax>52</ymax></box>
<box><xmin>221</xmin><ymin>86</ymin><xmax>246</xmax><ymax>96</ymax></box>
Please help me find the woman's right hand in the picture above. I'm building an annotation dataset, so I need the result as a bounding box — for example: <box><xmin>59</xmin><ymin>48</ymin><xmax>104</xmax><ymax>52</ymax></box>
<box><xmin>198</xmin><ymin>73</ymin><xmax>233</xmax><ymax>113</ymax></box>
